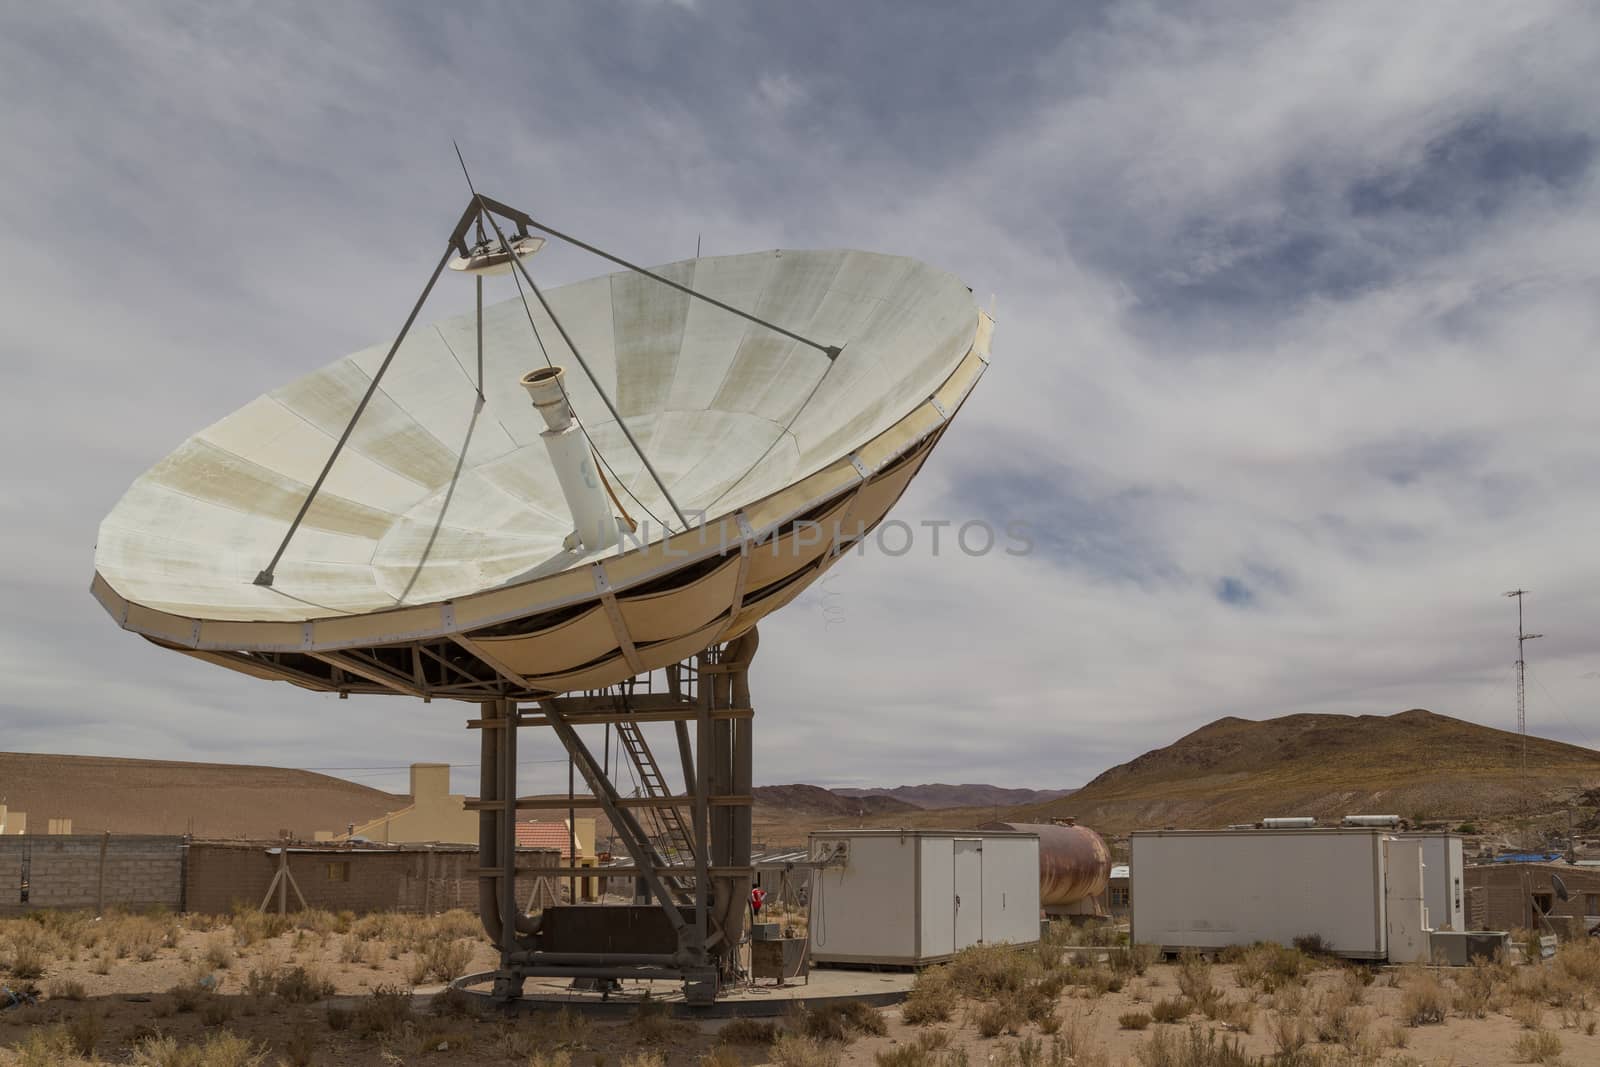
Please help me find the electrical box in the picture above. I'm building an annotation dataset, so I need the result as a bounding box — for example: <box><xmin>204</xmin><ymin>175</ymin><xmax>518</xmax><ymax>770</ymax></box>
<box><xmin>807</xmin><ymin>829</ymin><xmax>1040</xmax><ymax>966</ymax></box>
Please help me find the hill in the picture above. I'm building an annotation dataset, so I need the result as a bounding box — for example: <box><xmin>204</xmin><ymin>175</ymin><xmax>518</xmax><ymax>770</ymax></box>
<box><xmin>832</xmin><ymin>784</ymin><xmax>1074</xmax><ymax>809</ymax></box>
<box><xmin>0</xmin><ymin>752</ymin><xmax>404</xmax><ymax>840</ymax></box>
<box><xmin>1023</xmin><ymin>709</ymin><xmax>1600</xmax><ymax>834</ymax></box>
<box><xmin>750</xmin><ymin>784</ymin><xmax>919</xmax><ymax>818</ymax></box>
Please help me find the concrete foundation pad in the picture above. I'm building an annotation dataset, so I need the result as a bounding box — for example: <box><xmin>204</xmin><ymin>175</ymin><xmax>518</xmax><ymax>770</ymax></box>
<box><xmin>449</xmin><ymin>967</ymin><xmax>916</xmax><ymax>1018</ymax></box>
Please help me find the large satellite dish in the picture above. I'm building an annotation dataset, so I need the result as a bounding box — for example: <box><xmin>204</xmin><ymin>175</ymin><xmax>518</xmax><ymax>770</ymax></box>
<box><xmin>90</xmin><ymin>189</ymin><xmax>992</xmax><ymax>1004</ymax></box>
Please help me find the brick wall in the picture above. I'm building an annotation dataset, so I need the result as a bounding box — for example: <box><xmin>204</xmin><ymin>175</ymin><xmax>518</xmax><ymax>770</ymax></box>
<box><xmin>0</xmin><ymin>835</ymin><xmax>184</xmax><ymax>914</ymax></box>
<box><xmin>1463</xmin><ymin>862</ymin><xmax>1600</xmax><ymax>931</ymax></box>
<box><xmin>185</xmin><ymin>843</ymin><xmax>560</xmax><ymax>916</ymax></box>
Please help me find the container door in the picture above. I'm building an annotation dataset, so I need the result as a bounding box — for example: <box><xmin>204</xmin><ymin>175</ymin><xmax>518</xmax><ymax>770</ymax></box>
<box><xmin>954</xmin><ymin>839</ymin><xmax>983</xmax><ymax>949</ymax></box>
<box><xmin>1384</xmin><ymin>837</ymin><xmax>1430</xmax><ymax>963</ymax></box>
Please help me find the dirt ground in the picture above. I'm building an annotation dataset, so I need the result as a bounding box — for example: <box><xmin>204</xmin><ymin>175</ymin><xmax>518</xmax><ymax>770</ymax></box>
<box><xmin>4</xmin><ymin>911</ymin><xmax>1600</xmax><ymax>1066</ymax></box>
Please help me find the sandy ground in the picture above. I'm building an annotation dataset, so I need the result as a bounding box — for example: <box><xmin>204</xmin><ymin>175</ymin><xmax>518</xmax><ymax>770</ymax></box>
<box><xmin>5</xmin><ymin>913</ymin><xmax>1600</xmax><ymax>1065</ymax></box>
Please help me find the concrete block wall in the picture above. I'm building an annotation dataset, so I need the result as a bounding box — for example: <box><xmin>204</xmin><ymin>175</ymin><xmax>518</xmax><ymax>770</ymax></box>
<box><xmin>185</xmin><ymin>843</ymin><xmax>560</xmax><ymax>916</ymax></box>
<box><xmin>0</xmin><ymin>835</ymin><xmax>184</xmax><ymax>913</ymax></box>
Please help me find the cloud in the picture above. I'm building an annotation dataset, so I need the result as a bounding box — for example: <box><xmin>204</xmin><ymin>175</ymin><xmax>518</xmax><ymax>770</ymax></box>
<box><xmin>1</xmin><ymin>1</ymin><xmax>1598</xmax><ymax>796</ymax></box>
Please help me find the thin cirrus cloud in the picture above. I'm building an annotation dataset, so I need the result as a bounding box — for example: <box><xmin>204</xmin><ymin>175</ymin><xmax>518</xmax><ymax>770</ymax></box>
<box><xmin>0</xmin><ymin>2</ymin><xmax>1596</xmax><ymax>796</ymax></box>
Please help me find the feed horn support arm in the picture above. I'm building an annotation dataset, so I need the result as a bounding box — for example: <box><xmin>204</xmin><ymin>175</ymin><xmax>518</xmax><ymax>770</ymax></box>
<box><xmin>254</xmin><ymin>189</ymin><xmax>838</xmax><ymax>585</ymax></box>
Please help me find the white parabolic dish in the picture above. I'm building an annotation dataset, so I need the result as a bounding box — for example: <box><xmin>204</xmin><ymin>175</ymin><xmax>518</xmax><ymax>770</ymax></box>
<box><xmin>92</xmin><ymin>249</ymin><xmax>992</xmax><ymax>698</ymax></box>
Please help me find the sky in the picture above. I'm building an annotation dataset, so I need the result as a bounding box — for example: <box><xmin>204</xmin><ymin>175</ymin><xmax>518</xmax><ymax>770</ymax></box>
<box><xmin>2</xmin><ymin>2</ymin><xmax>1598</xmax><ymax>798</ymax></box>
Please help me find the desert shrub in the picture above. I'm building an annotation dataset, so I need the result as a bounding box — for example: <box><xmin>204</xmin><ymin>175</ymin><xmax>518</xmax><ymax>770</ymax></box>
<box><xmin>281</xmin><ymin>1028</ymin><xmax>317</xmax><ymax>1067</ymax></box>
<box><xmin>1268</xmin><ymin>1012</ymin><xmax>1308</xmax><ymax>1057</ymax></box>
<box><xmin>1135</xmin><ymin>1026</ymin><xmax>1255</xmax><ymax>1067</ymax></box>
<box><xmin>527</xmin><ymin>1050</ymin><xmax>573</xmax><ymax>1067</ymax></box>
<box><xmin>229</xmin><ymin>906</ymin><xmax>291</xmax><ymax>948</ymax></box>
<box><xmin>875</xmin><ymin>1045</ymin><xmax>935</xmax><ymax>1067</ymax></box>
<box><xmin>1127</xmin><ymin>942</ymin><xmax>1161</xmax><ymax>976</ymax></box>
<box><xmin>201</xmin><ymin>994</ymin><xmax>236</xmax><ymax>1025</ymax></box>
<box><xmin>948</xmin><ymin>942</ymin><xmax>1039</xmax><ymax>1001</ymax></box>
<box><xmin>14</xmin><ymin>1025</ymin><xmax>79</xmax><ymax>1067</ymax></box>
<box><xmin>65</xmin><ymin>1009</ymin><xmax>102</xmax><ymax>1056</ymax></box>
<box><xmin>803</xmin><ymin>1000</ymin><xmax>887</xmax><ymax>1042</ymax></box>
<box><xmin>47</xmin><ymin>977</ymin><xmax>86</xmax><ymax>1001</ymax></box>
<box><xmin>1151</xmin><ymin>997</ymin><xmax>1191</xmax><ymax>1023</ymax></box>
<box><xmin>1512</xmin><ymin>998</ymin><xmax>1545</xmax><ymax>1031</ymax></box>
<box><xmin>413</xmin><ymin>935</ymin><xmax>474</xmax><ymax>984</ymax></box>
<box><xmin>170</xmin><ymin>979</ymin><xmax>209</xmax><ymax>1013</ymax></box>
<box><xmin>4</xmin><ymin>925</ymin><xmax>52</xmax><ymax>979</ymax></box>
<box><xmin>431</xmin><ymin>982</ymin><xmax>478</xmax><ymax>1018</ymax></box>
<box><xmin>203</xmin><ymin>935</ymin><xmax>235</xmax><ymax>970</ymax></box>
<box><xmin>1291</xmin><ymin>933</ymin><xmax>1333</xmax><ymax>958</ymax></box>
<box><xmin>1312</xmin><ymin>999</ymin><xmax>1365</xmax><ymax>1047</ymax></box>
<box><xmin>133</xmin><ymin>1030</ymin><xmax>266</xmax><ymax>1067</ymax></box>
<box><xmin>719</xmin><ymin>1018</ymin><xmax>780</xmax><ymax>1045</ymax></box>
<box><xmin>248</xmin><ymin>963</ymin><xmax>334</xmax><ymax>1004</ymax></box>
<box><xmin>354</xmin><ymin>984</ymin><xmax>413</xmax><ymax>1036</ymax></box>
<box><xmin>1398</xmin><ymin>968</ymin><xmax>1447</xmax><ymax>1026</ymax></box>
<box><xmin>1175</xmin><ymin>953</ymin><xmax>1221</xmax><ymax>1016</ymax></box>
<box><xmin>1119</xmin><ymin>1011</ymin><xmax>1152</xmax><ymax>1030</ymax></box>
<box><xmin>1037</xmin><ymin>1010</ymin><xmax>1063</xmax><ymax>1035</ymax></box>
<box><xmin>772</xmin><ymin>1034</ymin><xmax>843</xmax><ymax>1067</ymax></box>
<box><xmin>902</xmin><ymin>967</ymin><xmax>958</xmax><ymax>1025</ymax></box>
<box><xmin>631</xmin><ymin>997</ymin><xmax>697</xmax><ymax>1045</ymax></box>
<box><xmin>1214</xmin><ymin>999</ymin><xmax>1253</xmax><ymax>1034</ymax></box>
<box><xmin>546</xmin><ymin>1005</ymin><xmax>592</xmax><ymax>1048</ymax></box>
<box><xmin>1555</xmin><ymin>938</ymin><xmax>1600</xmax><ymax>985</ymax></box>
<box><xmin>1234</xmin><ymin>942</ymin><xmax>1309</xmax><ymax>993</ymax></box>
<box><xmin>325</xmin><ymin>1003</ymin><xmax>352</xmax><ymax>1031</ymax></box>
<box><xmin>1514</xmin><ymin>1030</ymin><xmax>1563</xmax><ymax>1064</ymax></box>
<box><xmin>973</xmin><ymin>1000</ymin><xmax>1019</xmax><ymax>1038</ymax></box>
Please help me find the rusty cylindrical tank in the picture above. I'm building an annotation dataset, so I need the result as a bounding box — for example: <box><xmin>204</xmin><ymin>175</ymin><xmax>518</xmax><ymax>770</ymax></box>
<box><xmin>987</xmin><ymin>819</ymin><xmax>1112</xmax><ymax>907</ymax></box>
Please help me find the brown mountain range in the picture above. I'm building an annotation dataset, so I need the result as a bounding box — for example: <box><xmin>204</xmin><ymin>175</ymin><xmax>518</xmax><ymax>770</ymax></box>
<box><xmin>1019</xmin><ymin>708</ymin><xmax>1600</xmax><ymax>834</ymax></box>
<box><xmin>831</xmin><ymin>784</ymin><xmax>1074</xmax><ymax>809</ymax></box>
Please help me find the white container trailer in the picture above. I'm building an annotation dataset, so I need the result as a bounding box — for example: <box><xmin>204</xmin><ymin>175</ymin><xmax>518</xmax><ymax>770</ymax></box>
<box><xmin>1130</xmin><ymin>829</ymin><xmax>1431</xmax><ymax>960</ymax></box>
<box><xmin>808</xmin><ymin>830</ymin><xmax>1040</xmax><ymax>966</ymax></box>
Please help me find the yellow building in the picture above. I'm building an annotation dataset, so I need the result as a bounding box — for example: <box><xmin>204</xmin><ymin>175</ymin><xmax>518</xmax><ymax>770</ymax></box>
<box><xmin>339</xmin><ymin>764</ymin><xmax>477</xmax><ymax>845</ymax></box>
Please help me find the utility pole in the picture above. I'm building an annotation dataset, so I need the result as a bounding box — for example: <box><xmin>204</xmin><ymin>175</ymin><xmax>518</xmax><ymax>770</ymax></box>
<box><xmin>1504</xmin><ymin>590</ymin><xmax>1543</xmax><ymax>850</ymax></box>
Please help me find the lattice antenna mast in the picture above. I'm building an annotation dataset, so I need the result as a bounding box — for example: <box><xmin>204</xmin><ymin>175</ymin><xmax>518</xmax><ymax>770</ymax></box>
<box><xmin>1504</xmin><ymin>589</ymin><xmax>1543</xmax><ymax>835</ymax></box>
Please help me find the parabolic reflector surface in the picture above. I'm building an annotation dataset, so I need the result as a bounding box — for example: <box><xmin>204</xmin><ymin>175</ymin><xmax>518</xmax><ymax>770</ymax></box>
<box><xmin>93</xmin><ymin>249</ymin><xmax>990</xmax><ymax>698</ymax></box>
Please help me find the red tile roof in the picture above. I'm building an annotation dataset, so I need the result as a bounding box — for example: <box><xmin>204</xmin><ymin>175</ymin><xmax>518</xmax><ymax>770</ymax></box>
<box><xmin>517</xmin><ymin>821</ymin><xmax>575</xmax><ymax>859</ymax></box>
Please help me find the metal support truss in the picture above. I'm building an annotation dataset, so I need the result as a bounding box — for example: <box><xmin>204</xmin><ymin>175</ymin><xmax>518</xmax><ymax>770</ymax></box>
<box><xmin>474</xmin><ymin>630</ymin><xmax>758</xmax><ymax>1005</ymax></box>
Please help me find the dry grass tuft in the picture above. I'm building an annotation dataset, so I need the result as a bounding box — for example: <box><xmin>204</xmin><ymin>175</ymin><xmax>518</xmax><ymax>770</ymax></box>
<box><xmin>132</xmin><ymin>1030</ymin><xmax>267</xmax><ymax>1067</ymax></box>
<box><xmin>1151</xmin><ymin>997</ymin><xmax>1191</xmax><ymax>1024</ymax></box>
<box><xmin>1513</xmin><ymin>1029</ymin><xmax>1563</xmax><ymax>1064</ymax></box>
<box><xmin>1175</xmin><ymin>953</ymin><xmax>1221</xmax><ymax>1017</ymax></box>
<box><xmin>972</xmin><ymin>1000</ymin><xmax>1020</xmax><ymax>1039</ymax></box>
<box><xmin>1267</xmin><ymin>1011</ymin><xmax>1309</xmax><ymax>1057</ymax></box>
<box><xmin>1398</xmin><ymin>966</ymin><xmax>1448</xmax><ymax>1026</ymax></box>
<box><xmin>801</xmin><ymin>999</ymin><xmax>887</xmax><ymax>1042</ymax></box>
<box><xmin>1134</xmin><ymin>1026</ymin><xmax>1254</xmax><ymax>1067</ymax></box>
<box><xmin>1511</xmin><ymin>998</ymin><xmax>1545</xmax><ymax>1031</ymax></box>
<box><xmin>46</xmin><ymin>976</ymin><xmax>86</xmax><ymax>1001</ymax></box>
<box><xmin>353</xmin><ymin>983</ymin><xmax>413</xmax><ymax>1036</ymax></box>
<box><xmin>901</xmin><ymin>966</ymin><xmax>958</xmax><ymax>1025</ymax></box>
<box><xmin>1119</xmin><ymin>1011</ymin><xmax>1152</xmax><ymax>1030</ymax></box>
<box><xmin>772</xmin><ymin>1034</ymin><xmax>844</xmax><ymax>1067</ymax></box>
<box><xmin>1233</xmin><ymin>942</ymin><xmax>1312</xmax><ymax>993</ymax></box>
<box><xmin>244</xmin><ymin>962</ymin><xmax>334</xmax><ymax>1004</ymax></box>
<box><xmin>4</xmin><ymin>924</ymin><xmax>53</xmax><ymax>980</ymax></box>
<box><xmin>719</xmin><ymin>1018</ymin><xmax>781</xmax><ymax>1045</ymax></box>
